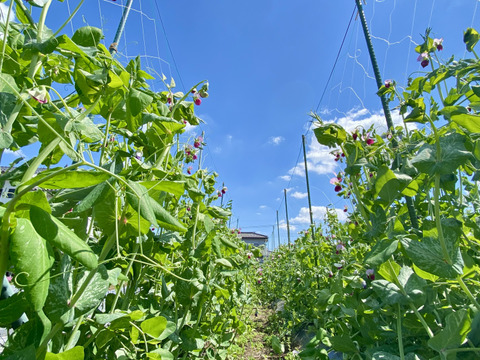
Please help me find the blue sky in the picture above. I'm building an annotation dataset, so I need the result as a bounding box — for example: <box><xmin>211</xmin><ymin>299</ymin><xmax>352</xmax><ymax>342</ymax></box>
<box><xmin>1</xmin><ymin>0</ymin><xmax>479</xmax><ymax>248</ymax></box>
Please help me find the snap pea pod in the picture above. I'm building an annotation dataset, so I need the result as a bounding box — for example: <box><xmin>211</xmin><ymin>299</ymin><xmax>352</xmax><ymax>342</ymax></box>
<box><xmin>9</xmin><ymin>218</ymin><xmax>51</xmax><ymax>312</ymax></box>
<box><xmin>30</xmin><ymin>206</ymin><xmax>98</xmax><ymax>270</ymax></box>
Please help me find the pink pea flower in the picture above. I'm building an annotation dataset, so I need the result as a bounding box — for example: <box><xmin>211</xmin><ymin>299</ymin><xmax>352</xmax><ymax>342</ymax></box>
<box><xmin>194</xmin><ymin>136</ymin><xmax>203</xmax><ymax>148</ymax></box>
<box><xmin>366</xmin><ymin>268</ymin><xmax>375</xmax><ymax>280</ymax></box>
<box><xmin>187</xmin><ymin>166</ymin><xmax>192</xmax><ymax>175</ymax></box>
<box><xmin>366</xmin><ymin>138</ymin><xmax>375</xmax><ymax>146</ymax></box>
<box><xmin>330</xmin><ymin>177</ymin><xmax>340</xmax><ymax>185</ymax></box>
<box><xmin>221</xmin><ymin>186</ymin><xmax>227</xmax><ymax>194</ymax></box>
<box><xmin>417</xmin><ymin>52</ymin><xmax>429</xmax><ymax>68</ymax></box>
<box><xmin>334</xmin><ymin>185</ymin><xmax>342</xmax><ymax>192</ymax></box>
<box><xmin>27</xmin><ymin>88</ymin><xmax>49</xmax><ymax>104</ymax></box>
<box><xmin>384</xmin><ymin>79</ymin><xmax>393</xmax><ymax>88</ymax></box>
<box><xmin>433</xmin><ymin>38</ymin><xmax>443</xmax><ymax>51</ymax></box>
<box><xmin>336</xmin><ymin>243</ymin><xmax>345</xmax><ymax>252</ymax></box>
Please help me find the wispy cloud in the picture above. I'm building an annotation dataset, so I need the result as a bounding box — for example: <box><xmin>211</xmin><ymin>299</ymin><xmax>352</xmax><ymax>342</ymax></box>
<box><xmin>268</xmin><ymin>136</ymin><xmax>284</xmax><ymax>145</ymax></box>
<box><xmin>4</xmin><ymin>149</ymin><xmax>25</xmax><ymax>158</ymax></box>
<box><xmin>281</xmin><ymin>108</ymin><xmax>413</xmax><ymax>178</ymax></box>
<box><xmin>0</xmin><ymin>3</ymin><xmax>15</xmax><ymax>24</ymax></box>
<box><xmin>290</xmin><ymin>206</ymin><xmax>347</xmax><ymax>225</ymax></box>
<box><xmin>259</xmin><ymin>205</ymin><xmax>268</xmax><ymax>210</ymax></box>
<box><xmin>291</xmin><ymin>191</ymin><xmax>308</xmax><ymax>199</ymax></box>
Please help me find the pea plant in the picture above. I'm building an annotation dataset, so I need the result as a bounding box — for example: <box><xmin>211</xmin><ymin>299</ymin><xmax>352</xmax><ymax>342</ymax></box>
<box><xmin>256</xmin><ymin>29</ymin><xmax>480</xmax><ymax>359</ymax></box>
<box><xmin>0</xmin><ymin>1</ymin><xmax>252</xmax><ymax>359</ymax></box>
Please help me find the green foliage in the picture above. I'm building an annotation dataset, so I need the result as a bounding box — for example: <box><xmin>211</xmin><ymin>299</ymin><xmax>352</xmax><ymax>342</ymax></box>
<box><xmin>255</xmin><ymin>28</ymin><xmax>480</xmax><ymax>360</ymax></box>
<box><xmin>0</xmin><ymin>3</ymin><xmax>250</xmax><ymax>359</ymax></box>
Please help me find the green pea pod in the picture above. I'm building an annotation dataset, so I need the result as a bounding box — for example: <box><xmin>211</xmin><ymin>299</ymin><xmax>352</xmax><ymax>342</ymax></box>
<box><xmin>30</xmin><ymin>206</ymin><xmax>98</xmax><ymax>270</ymax></box>
<box><xmin>9</xmin><ymin>218</ymin><xmax>51</xmax><ymax>312</ymax></box>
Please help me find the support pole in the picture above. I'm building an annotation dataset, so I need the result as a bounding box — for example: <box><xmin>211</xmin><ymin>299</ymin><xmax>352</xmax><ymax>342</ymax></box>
<box><xmin>109</xmin><ymin>0</ymin><xmax>135</xmax><ymax>54</ymax></box>
<box><xmin>302</xmin><ymin>135</ymin><xmax>315</xmax><ymax>234</ymax></box>
<box><xmin>284</xmin><ymin>189</ymin><xmax>291</xmax><ymax>245</ymax></box>
<box><xmin>276</xmin><ymin>210</ymin><xmax>281</xmax><ymax>248</ymax></box>
<box><xmin>354</xmin><ymin>0</ymin><xmax>419</xmax><ymax>231</ymax></box>
<box><xmin>354</xmin><ymin>0</ymin><xmax>394</xmax><ymax>130</ymax></box>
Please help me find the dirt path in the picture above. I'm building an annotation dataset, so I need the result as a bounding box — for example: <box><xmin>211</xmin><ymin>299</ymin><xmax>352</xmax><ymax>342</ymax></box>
<box><xmin>228</xmin><ymin>306</ymin><xmax>295</xmax><ymax>360</ymax></box>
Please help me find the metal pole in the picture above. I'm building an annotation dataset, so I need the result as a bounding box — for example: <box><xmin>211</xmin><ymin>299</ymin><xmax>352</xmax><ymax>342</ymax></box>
<box><xmin>276</xmin><ymin>210</ymin><xmax>281</xmax><ymax>248</ymax></box>
<box><xmin>302</xmin><ymin>135</ymin><xmax>315</xmax><ymax>233</ymax></box>
<box><xmin>109</xmin><ymin>0</ymin><xmax>135</xmax><ymax>54</ymax></box>
<box><xmin>284</xmin><ymin>189</ymin><xmax>291</xmax><ymax>245</ymax></box>
<box><xmin>354</xmin><ymin>0</ymin><xmax>394</xmax><ymax>130</ymax></box>
<box><xmin>354</xmin><ymin>0</ymin><xmax>419</xmax><ymax>231</ymax></box>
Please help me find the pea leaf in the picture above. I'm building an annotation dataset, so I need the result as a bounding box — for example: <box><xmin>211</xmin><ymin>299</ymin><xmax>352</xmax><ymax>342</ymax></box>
<box><xmin>23</xmin><ymin>169</ymin><xmax>111</xmax><ymax>189</ymax></box>
<box><xmin>74</xmin><ymin>265</ymin><xmax>109</xmax><ymax>314</ymax></box>
<box><xmin>125</xmin><ymin>180</ymin><xmax>157</xmax><ymax>227</ymax></box>
<box><xmin>146</xmin><ymin>349</ymin><xmax>174</xmax><ymax>360</ymax></box>
<box><xmin>451</xmin><ymin>113</ymin><xmax>480</xmax><ymax>133</ymax></box>
<box><xmin>71</xmin><ymin>26</ymin><xmax>104</xmax><ymax>47</ymax></box>
<box><xmin>464</xmin><ymin>28</ymin><xmax>480</xmax><ymax>52</ymax></box>
<box><xmin>364</xmin><ymin>239</ymin><xmax>399</xmax><ymax>267</ymax></box>
<box><xmin>0</xmin><ymin>292</ymin><xmax>28</xmax><ymax>327</ymax></box>
<box><xmin>141</xmin><ymin>316</ymin><xmax>168</xmax><ymax>339</ymax></box>
<box><xmin>428</xmin><ymin>310</ymin><xmax>471</xmax><ymax>354</ymax></box>
<box><xmin>271</xmin><ymin>335</ymin><xmax>285</xmax><ymax>354</ymax></box>
<box><xmin>313</xmin><ymin>123</ymin><xmax>347</xmax><ymax>148</ymax></box>
<box><xmin>45</xmin><ymin>346</ymin><xmax>84</xmax><ymax>360</ymax></box>
<box><xmin>411</xmin><ymin>133</ymin><xmax>473</xmax><ymax>176</ymax></box>
<box><xmin>0</xmin><ymin>73</ymin><xmax>19</xmax><ymax>94</ymax></box>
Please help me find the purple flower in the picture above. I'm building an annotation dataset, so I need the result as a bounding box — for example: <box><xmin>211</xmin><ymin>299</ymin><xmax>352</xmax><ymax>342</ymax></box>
<box><xmin>334</xmin><ymin>185</ymin><xmax>342</xmax><ymax>192</ymax></box>
<box><xmin>417</xmin><ymin>52</ymin><xmax>429</xmax><ymax>68</ymax></box>
<box><xmin>366</xmin><ymin>138</ymin><xmax>375</xmax><ymax>146</ymax></box>
<box><xmin>134</xmin><ymin>150</ymin><xmax>143</xmax><ymax>160</ymax></box>
<box><xmin>27</xmin><ymin>88</ymin><xmax>48</xmax><ymax>104</ymax></box>
<box><xmin>194</xmin><ymin>136</ymin><xmax>203</xmax><ymax>148</ymax></box>
<box><xmin>433</xmin><ymin>38</ymin><xmax>443</xmax><ymax>51</ymax></box>
<box><xmin>187</xmin><ymin>166</ymin><xmax>193</xmax><ymax>175</ymax></box>
<box><xmin>366</xmin><ymin>268</ymin><xmax>375</xmax><ymax>280</ymax></box>
<box><xmin>336</xmin><ymin>243</ymin><xmax>345</xmax><ymax>252</ymax></box>
<box><xmin>384</xmin><ymin>79</ymin><xmax>393</xmax><ymax>88</ymax></box>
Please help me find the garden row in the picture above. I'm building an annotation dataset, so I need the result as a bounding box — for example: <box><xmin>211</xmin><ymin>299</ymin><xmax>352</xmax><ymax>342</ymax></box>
<box><xmin>255</xmin><ymin>28</ymin><xmax>480</xmax><ymax>360</ymax></box>
<box><xmin>0</xmin><ymin>1</ymin><xmax>254</xmax><ymax>359</ymax></box>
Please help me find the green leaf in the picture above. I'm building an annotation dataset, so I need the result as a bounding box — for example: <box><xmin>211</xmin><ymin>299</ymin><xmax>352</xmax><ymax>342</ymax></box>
<box><xmin>146</xmin><ymin>348</ymin><xmax>174</xmax><ymax>360</ymax></box>
<box><xmin>400</xmin><ymin>234</ymin><xmax>463</xmax><ymax>279</ymax></box>
<box><xmin>71</xmin><ymin>26</ymin><xmax>104</xmax><ymax>47</ymax></box>
<box><xmin>411</xmin><ymin>133</ymin><xmax>473</xmax><ymax>176</ymax></box>
<box><xmin>9</xmin><ymin>218</ymin><xmax>51</xmax><ymax>311</ymax></box>
<box><xmin>464</xmin><ymin>28</ymin><xmax>480</xmax><ymax>52</ymax></box>
<box><xmin>0</xmin><ymin>73</ymin><xmax>19</xmax><ymax>94</ymax></box>
<box><xmin>13</xmin><ymin>190</ymin><xmax>51</xmax><ymax>218</ymax></box>
<box><xmin>126</xmin><ymin>180</ymin><xmax>158</xmax><ymax>227</ymax></box>
<box><xmin>23</xmin><ymin>170</ymin><xmax>111</xmax><ymax>189</ymax></box>
<box><xmin>2</xmin><ymin>345</ymin><xmax>37</xmax><ymax>360</ymax></box>
<box><xmin>0</xmin><ymin>131</ymin><xmax>14</xmax><ymax>149</ymax></box>
<box><xmin>451</xmin><ymin>113</ymin><xmax>480</xmax><ymax>133</ymax></box>
<box><xmin>141</xmin><ymin>180</ymin><xmax>185</xmax><ymax>198</ymax></box>
<box><xmin>30</xmin><ymin>206</ymin><xmax>98</xmax><ymax>270</ymax></box>
<box><xmin>364</xmin><ymin>240</ymin><xmax>399</xmax><ymax>267</ymax></box>
<box><xmin>74</xmin><ymin>180</ymin><xmax>111</xmax><ymax>213</ymax></box>
<box><xmin>271</xmin><ymin>335</ymin><xmax>285</xmax><ymax>354</ymax></box>
<box><xmin>0</xmin><ymin>292</ymin><xmax>28</xmax><ymax>327</ymax></box>
<box><xmin>74</xmin><ymin>265</ymin><xmax>110</xmax><ymax>314</ymax></box>
<box><xmin>372</xmin><ymin>280</ymin><xmax>406</xmax><ymax>305</ymax></box>
<box><xmin>149</xmin><ymin>197</ymin><xmax>187</xmax><ymax>232</ymax></box>
<box><xmin>44</xmin><ymin>255</ymin><xmax>73</xmax><ymax>324</ymax></box>
<box><xmin>428</xmin><ymin>310</ymin><xmax>471</xmax><ymax>354</ymax></box>
<box><xmin>141</xmin><ymin>316</ymin><xmax>168</xmax><ymax>339</ymax></box>
<box><xmin>313</xmin><ymin>123</ymin><xmax>347</xmax><ymax>148</ymax></box>
<box><xmin>374</xmin><ymin>166</ymin><xmax>415</xmax><ymax>203</ymax></box>
<box><xmin>215</xmin><ymin>258</ymin><xmax>233</xmax><ymax>268</ymax></box>
<box><xmin>331</xmin><ymin>334</ymin><xmax>357</xmax><ymax>352</ymax></box>
<box><xmin>45</xmin><ymin>346</ymin><xmax>84</xmax><ymax>360</ymax></box>
<box><xmin>95</xmin><ymin>313</ymin><xmax>128</xmax><ymax>325</ymax></box>
<box><xmin>412</xmin><ymin>264</ymin><xmax>439</xmax><ymax>282</ymax></box>
<box><xmin>378</xmin><ymin>260</ymin><xmax>401</xmax><ymax>283</ymax></box>
<box><xmin>127</xmin><ymin>89</ymin><xmax>153</xmax><ymax>129</ymax></box>
<box><xmin>397</xmin><ymin>266</ymin><xmax>427</xmax><ymax>306</ymax></box>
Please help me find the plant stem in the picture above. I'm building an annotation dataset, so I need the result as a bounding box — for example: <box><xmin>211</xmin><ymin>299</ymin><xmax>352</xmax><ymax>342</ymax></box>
<box><xmin>0</xmin><ymin>0</ymin><xmax>13</xmax><ymax>72</ymax></box>
<box><xmin>53</xmin><ymin>0</ymin><xmax>85</xmax><ymax>36</ymax></box>
<box><xmin>457</xmin><ymin>276</ymin><xmax>480</xmax><ymax>312</ymax></box>
<box><xmin>397</xmin><ymin>304</ymin><xmax>405</xmax><ymax>360</ymax></box>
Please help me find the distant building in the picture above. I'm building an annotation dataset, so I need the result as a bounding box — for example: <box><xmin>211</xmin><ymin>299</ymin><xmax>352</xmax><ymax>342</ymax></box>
<box><xmin>239</xmin><ymin>232</ymin><xmax>268</xmax><ymax>247</ymax></box>
<box><xmin>0</xmin><ymin>166</ymin><xmax>46</xmax><ymax>203</ymax></box>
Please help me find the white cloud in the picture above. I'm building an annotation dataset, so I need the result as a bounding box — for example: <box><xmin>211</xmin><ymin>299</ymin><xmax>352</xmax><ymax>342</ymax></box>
<box><xmin>291</xmin><ymin>191</ymin><xmax>308</xmax><ymax>199</ymax></box>
<box><xmin>259</xmin><ymin>205</ymin><xmax>268</xmax><ymax>210</ymax></box>
<box><xmin>279</xmin><ymin>221</ymin><xmax>297</xmax><ymax>232</ymax></box>
<box><xmin>4</xmin><ymin>149</ymin><xmax>25</xmax><ymax>158</ymax></box>
<box><xmin>281</xmin><ymin>108</ymin><xmax>415</xmax><ymax>178</ymax></box>
<box><xmin>268</xmin><ymin>136</ymin><xmax>284</xmax><ymax>145</ymax></box>
<box><xmin>290</xmin><ymin>206</ymin><xmax>348</xmax><ymax>225</ymax></box>
<box><xmin>0</xmin><ymin>3</ymin><xmax>15</xmax><ymax>24</ymax></box>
